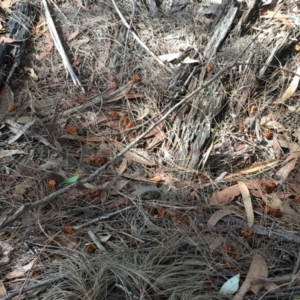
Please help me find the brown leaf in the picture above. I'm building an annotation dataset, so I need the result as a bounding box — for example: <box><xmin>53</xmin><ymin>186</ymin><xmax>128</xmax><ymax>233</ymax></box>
<box><xmin>275</xmin><ymin>65</ymin><xmax>300</xmax><ymax>103</ymax></box>
<box><xmin>106</xmin><ymin>198</ymin><xmax>130</xmax><ymax>209</ymax></box>
<box><xmin>276</xmin><ymin>143</ymin><xmax>300</xmax><ymax>182</ymax></box>
<box><xmin>0</xmin><ymin>281</ymin><xmax>6</xmax><ymax>297</ymax></box>
<box><xmin>225</xmin><ymin>160</ymin><xmax>279</xmax><ymax>179</ymax></box>
<box><xmin>288</xmin><ymin>182</ymin><xmax>300</xmax><ymax>194</ymax></box>
<box><xmin>0</xmin><ymin>37</ymin><xmax>15</xmax><ymax>43</ymax></box>
<box><xmin>1</xmin><ymin>0</ymin><xmax>11</xmax><ymax>8</ymax></box>
<box><xmin>207</xmin><ymin>209</ymin><xmax>232</xmax><ymax>229</ymax></box>
<box><xmin>210</xmin><ymin>182</ymin><xmax>258</xmax><ymax>205</ymax></box>
<box><xmin>272</xmin><ymin>136</ymin><xmax>283</xmax><ymax>159</ymax></box>
<box><xmin>263</xmin><ymin>10</ymin><xmax>291</xmax><ymax>27</ymax></box>
<box><xmin>238</xmin><ymin>181</ymin><xmax>254</xmax><ymax>227</ymax></box>
<box><xmin>233</xmin><ymin>253</ymin><xmax>268</xmax><ymax>299</ymax></box>
<box><xmin>112</xmin><ymin>141</ymin><xmax>156</xmax><ymax>166</ymax></box>
<box><xmin>211</xmin><ymin>185</ymin><xmax>241</xmax><ymax>205</ymax></box>
<box><xmin>264</xmin><ymin>282</ymin><xmax>278</xmax><ymax>291</ymax></box>
<box><xmin>6</xmin><ymin>260</ymin><xmax>35</xmax><ymax>279</ymax></box>
<box><xmin>125</xmin><ymin>93</ymin><xmax>144</xmax><ymax>99</ymax></box>
<box><xmin>146</xmin><ymin>131</ymin><xmax>165</xmax><ymax>150</ymax></box>
<box><xmin>145</xmin><ymin>121</ymin><xmax>164</xmax><ymax>138</ymax></box>
<box><xmin>6</xmin><ymin>270</ymin><xmax>24</xmax><ymax>279</ymax></box>
<box><xmin>116</xmin><ymin>158</ymin><xmax>127</xmax><ymax>175</ymax></box>
<box><xmin>239</xmin><ymin>161</ymin><xmax>279</xmax><ymax>175</ymax></box>
<box><xmin>66</xmin><ymin>28</ymin><xmax>80</xmax><ymax>42</ymax></box>
<box><xmin>234</xmin><ymin>144</ymin><xmax>246</xmax><ymax>151</ymax></box>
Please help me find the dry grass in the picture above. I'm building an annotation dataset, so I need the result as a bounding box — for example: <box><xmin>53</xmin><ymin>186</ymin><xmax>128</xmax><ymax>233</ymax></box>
<box><xmin>1</xmin><ymin>0</ymin><xmax>300</xmax><ymax>299</ymax></box>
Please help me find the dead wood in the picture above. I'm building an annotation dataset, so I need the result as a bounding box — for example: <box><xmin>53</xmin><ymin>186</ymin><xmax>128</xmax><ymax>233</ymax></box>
<box><xmin>0</xmin><ymin>2</ymin><xmax>38</xmax><ymax>88</ymax></box>
<box><xmin>206</xmin><ymin>215</ymin><xmax>300</xmax><ymax>243</ymax></box>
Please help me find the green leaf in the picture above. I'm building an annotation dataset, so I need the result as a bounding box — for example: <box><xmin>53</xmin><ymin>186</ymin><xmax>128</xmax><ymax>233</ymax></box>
<box><xmin>59</xmin><ymin>174</ymin><xmax>80</xmax><ymax>186</ymax></box>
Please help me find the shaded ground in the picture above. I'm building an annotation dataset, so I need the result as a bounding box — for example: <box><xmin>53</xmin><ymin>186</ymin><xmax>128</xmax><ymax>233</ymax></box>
<box><xmin>1</xmin><ymin>0</ymin><xmax>300</xmax><ymax>299</ymax></box>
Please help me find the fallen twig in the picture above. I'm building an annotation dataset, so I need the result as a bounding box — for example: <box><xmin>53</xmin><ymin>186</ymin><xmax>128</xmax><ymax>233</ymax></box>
<box><xmin>88</xmin><ymin>230</ymin><xmax>107</xmax><ymax>251</ymax></box>
<box><xmin>120</xmin><ymin>0</ymin><xmax>136</xmax><ymax>83</ymax></box>
<box><xmin>1</xmin><ymin>278</ymin><xmax>56</xmax><ymax>300</ymax></box>
<box><xmin>42</xmin><ymin>0</ymin><xmax>84</xmax><ymax>92</ymax></box>
<box><xmin>73</xmin><ymin>206</ymin><xmax>133</xmax><ymax>230</ymax></box>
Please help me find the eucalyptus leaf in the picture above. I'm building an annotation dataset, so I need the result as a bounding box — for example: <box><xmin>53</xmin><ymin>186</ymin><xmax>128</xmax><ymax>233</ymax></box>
<box><xmin>219</xmin><ymin>273</ymin><xmax>240</xmax><ymax>295</ymax></box>
<box><xmin>59</xmin><ymin>174</ymin><xmax>80</xmax><ymax>186</ymax></box>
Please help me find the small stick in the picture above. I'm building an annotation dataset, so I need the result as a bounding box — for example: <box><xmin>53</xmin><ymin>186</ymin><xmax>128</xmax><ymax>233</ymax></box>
<box><xmin>120</xmin><ymin>0</ymin><xmax>136</xmax><ymax>83</ymax></box>
<box><xmin>2</xmin><ymin>279</ymin><xmax>56</xmax><ymax>300</ymax></box>
<box><xmin>88</xmin><ymin>230</ymin><xmax>107</xmax><ymax>251</ymax></box>
<box><xmin>6</xmin><ymin>120</ymin><xmax>35</xmax><ymax>145</ymax></box>
<box><xmin>73</xmin><ymin>206</ymin><xmax>133</xmax><ymax>230</ymax></box>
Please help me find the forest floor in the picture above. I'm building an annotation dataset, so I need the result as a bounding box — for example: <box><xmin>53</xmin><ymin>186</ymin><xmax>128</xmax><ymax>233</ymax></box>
<box><xmin>1</xmin><ymin>0</ymin><xmax>300</xmax><ymax>299</ymax></box>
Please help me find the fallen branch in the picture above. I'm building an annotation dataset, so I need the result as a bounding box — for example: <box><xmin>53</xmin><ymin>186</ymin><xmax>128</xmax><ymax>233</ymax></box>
<box><xmin>214</xmin><ymin>215</ymin><xmax>300</xmax><ymax>243</ymax></box>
